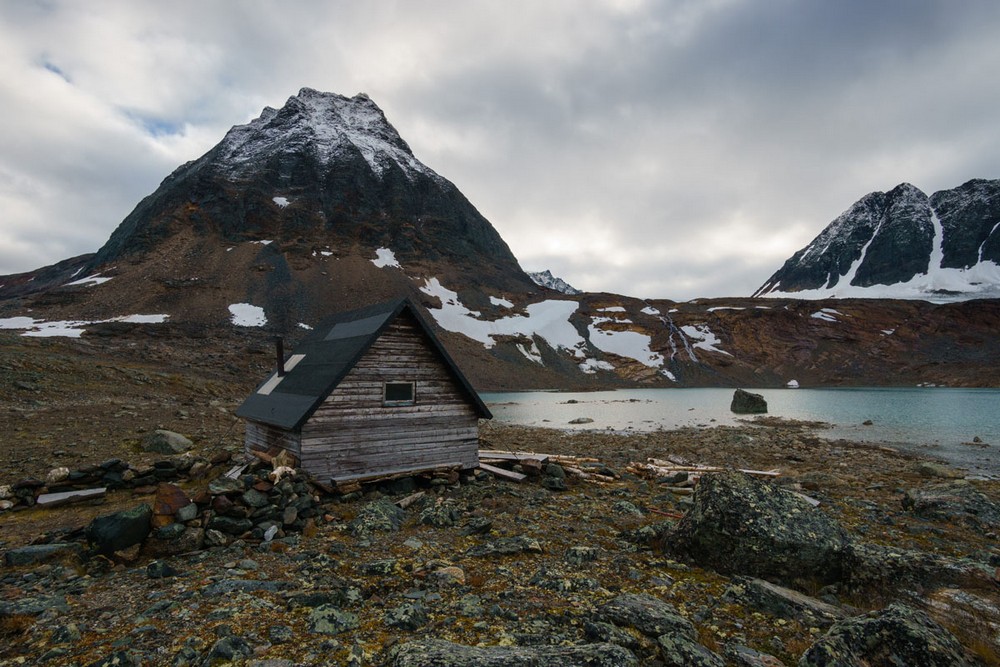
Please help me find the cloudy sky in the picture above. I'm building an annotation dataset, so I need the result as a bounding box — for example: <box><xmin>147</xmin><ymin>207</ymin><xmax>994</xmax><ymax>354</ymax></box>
<box><xmin>2</xmin><ymin>1</ymin><xmax>999</xmax><ymax>300</ymax></box>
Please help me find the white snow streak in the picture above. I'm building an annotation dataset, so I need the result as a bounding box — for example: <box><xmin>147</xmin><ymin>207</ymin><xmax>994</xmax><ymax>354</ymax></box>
<box><xmin>272</xmin><ymin>196</ymin><xmax>290</xmax><ymax>208</ymax></box>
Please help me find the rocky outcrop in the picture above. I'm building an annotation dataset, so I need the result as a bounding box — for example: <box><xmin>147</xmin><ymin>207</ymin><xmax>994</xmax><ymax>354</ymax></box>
<box><xmin>667</xmin><ymin>471</ymin><xmax>850</xmax><ymax>584</ymax></box>
<box><xmin>902</xmin><ymin>481</ymin><xmax>1000</xmax><ymax>531</ymax></box>
<box><xmin>799</xmin><ymin>603</ymin><xmax>975</xmax><ymax>667</ymax></box>
<box><xmin>386</xmin><ymin>640</ymin><xmax>638</xmax><ymax>667</ymax></box>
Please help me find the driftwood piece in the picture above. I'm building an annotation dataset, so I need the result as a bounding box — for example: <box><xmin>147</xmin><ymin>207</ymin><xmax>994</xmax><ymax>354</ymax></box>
<box><xmin>395</xmin><ymin>491</ymin><xmax>426</xmax><ymax>509</ymax></box>
<box><xmin>479</xmin><ymin>462</ymin><xmax>527</xmax><ymax>482</ymax></box>
<box><xmin>35</xmin><ymin>487</ymin><xmax>107</xmax><ymax>508</ymax></box>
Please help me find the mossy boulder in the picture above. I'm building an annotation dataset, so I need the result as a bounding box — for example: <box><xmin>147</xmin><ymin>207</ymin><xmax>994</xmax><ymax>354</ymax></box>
<box><xmin>668</xmin><ymin>471</ymin><xmax>849</xmax><ymax>584</ymax></box>
<box><xmin>799</xmin><ymin>603</ymin><xmax>974</xmax><ymax>667</ymax></box>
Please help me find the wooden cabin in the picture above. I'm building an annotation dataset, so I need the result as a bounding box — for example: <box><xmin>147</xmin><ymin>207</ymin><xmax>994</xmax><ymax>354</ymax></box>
<box><xmin>235</xmin><ymin>297</ymin><xmax>491</xmax><ymax>485</ymax></box>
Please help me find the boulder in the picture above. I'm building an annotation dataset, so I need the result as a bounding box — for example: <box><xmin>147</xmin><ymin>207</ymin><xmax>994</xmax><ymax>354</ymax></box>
<box><xmin>86</xmin><ymin>504</ymin><xmax>153</xmax><ymax>556</ymax></box>
<box><xmin>386</xmin><ymin>639</ymin><xmax>638</xmax><ymax>667</ymax></box>
<box><xmin>309</xmin><ymin>604</ymin><xmax>360</xmax><ymax>635</ymax></box>
<box><xmin>799</xmin><ymin>603</ymin><xmax>974</xmax><ymax>667</ymax></box>
<box><xmin>142</xmin><ymin>429</ymin><xmax>193</xmax><ymax>454</ymax></box>
<box><xmin>902</xmin><ymin>481</ymin><xmax>1000</xmax><ymax>531</ymax></box>
<box><xmin>668</xmin><ymin>471</ymin><xmax>850</xmax><ymax>584</ymax></box>
<box><xmin>731</xmin><ymin>389</ymin><xmax>768</xmax><ymax>414</ymax></box>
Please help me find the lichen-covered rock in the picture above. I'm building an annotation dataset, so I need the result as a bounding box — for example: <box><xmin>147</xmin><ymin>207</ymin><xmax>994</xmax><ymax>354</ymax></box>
<box><xmin>385</xmin><ymin>639</ymin><xmax>638</xmax><ymax>667</ymax></box>
<box><xmin>669</xmin><ymin>471</ymin><xmax>849</xmax><ymax>584</ymax></box>
<box><xmin>308</xmin><ymin>604</ymin><xmax>360</xmax><ymax>635</ymax></box>
<box><xmin>844</xmin><ymin>542</ymin><xmax>996</xmax><ymax>594</ymax></box>
<box><xmin>723</xmin><ymin>577</ymin><xmax>847</xmax><ymax>628</ymax></box>
<box><xmin>86</xmin><ymin>503</ymin><xmax>153</xmax><ymax>556</ymax></box>
<box><xmin>731</xmin><ymin>389</ymin><xmax>768</xmax><ymax>414</ymax></box>
<box><xmin>419</xmin><ymin>500</ymin><xmax>462</xmax><ymax>527</ymax></box>
<box><xmin>466</xmin><ymin>535</ymin><xmax>542</xmax><ymax>558</ymax></box>
<box><xmin>902</xmin><ymin>481</ymin><xmax>1000</xmax><ymax>531</ymax></box>
<box><xmin>349</xmin><ymin>499</ymin><xmax>406</xmax><ymax>536</ymax></box>
<box><xmin>385</xmin><ymin>602</ymin><xmax>429</xmax><ymax>630</ymax></box>
<box><xmin>657</xmin><ymin>634</ymin><xmax>725</xmax><ymax>667</ymax></box>
<box><xmin>798</xmin><ymin>603</ymin><xmax>974</xmax><ymax>667</ymax></box>
<box><xmin>598</xmin><ymin>593</ymin><xmax>696</xmax><ymax>640</ymax></box>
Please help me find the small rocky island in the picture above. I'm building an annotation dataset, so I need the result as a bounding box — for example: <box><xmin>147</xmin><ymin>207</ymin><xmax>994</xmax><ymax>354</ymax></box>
<box><xmin>2</xmin><ymin>419</ymin><xmax>998</xmax><ymax>666</ymax></box>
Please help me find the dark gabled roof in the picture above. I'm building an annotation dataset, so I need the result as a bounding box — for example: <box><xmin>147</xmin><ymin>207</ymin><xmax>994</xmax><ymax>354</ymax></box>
<box><xmin>235</xmin><ymin>297</ymin><xmax>492</xmax><ymax>430</ymax></box>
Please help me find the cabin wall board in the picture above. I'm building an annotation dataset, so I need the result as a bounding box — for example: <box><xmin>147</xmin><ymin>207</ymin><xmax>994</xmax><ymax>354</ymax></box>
<box><xmin>245</xmin><ymin>420</ymin><xmax>302</xmax><ymax>462</ymax></box>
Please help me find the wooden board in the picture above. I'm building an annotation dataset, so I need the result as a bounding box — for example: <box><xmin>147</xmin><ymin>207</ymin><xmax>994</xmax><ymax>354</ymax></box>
<box><xmin>478</xmin><ymin>462</ymin><xmax>527</xmax><ymax>482</ymax></box>
<box><xmin>36</xmin><ymin>487</ymin><xmax>107</xmax><ymax>507</ymax></box>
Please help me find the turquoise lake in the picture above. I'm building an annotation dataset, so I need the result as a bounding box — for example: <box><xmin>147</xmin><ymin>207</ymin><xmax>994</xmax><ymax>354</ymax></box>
<box><xmin>481</xmin><ymin>387</ymin><xmax>1000</xmax><ymax>478</ymax></box>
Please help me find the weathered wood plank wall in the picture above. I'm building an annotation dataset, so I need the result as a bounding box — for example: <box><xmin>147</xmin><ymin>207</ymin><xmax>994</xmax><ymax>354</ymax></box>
<box><xmin>300</xmin><ymin>313</ymin><xmax>480</xmax><ymax>482</ymax></box>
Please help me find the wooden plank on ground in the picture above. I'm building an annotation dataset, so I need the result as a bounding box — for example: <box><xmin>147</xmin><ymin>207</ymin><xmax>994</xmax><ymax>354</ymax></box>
<box><xmin>478</xmin><ymin>462</ymin><xmax>527</xmax><ymax>482</ymax></box>
<box><xmin>36</xmin><ymin>487</ymin><xmax>107</xmax><ymax>507</ymax></box>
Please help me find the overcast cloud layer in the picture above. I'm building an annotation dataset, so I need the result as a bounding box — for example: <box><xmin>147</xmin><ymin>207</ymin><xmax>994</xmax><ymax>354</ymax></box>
<box><xmin>2</xmin><ymin>0</ymin><xmax>999</xmax><ymax>300</ymax></box>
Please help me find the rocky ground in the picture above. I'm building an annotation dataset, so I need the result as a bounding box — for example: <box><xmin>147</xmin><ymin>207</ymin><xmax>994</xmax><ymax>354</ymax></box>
<box><xmin>2</xmin><ymin>331</ymin><xmax>1000</xmax><ymax>666</ymax></box>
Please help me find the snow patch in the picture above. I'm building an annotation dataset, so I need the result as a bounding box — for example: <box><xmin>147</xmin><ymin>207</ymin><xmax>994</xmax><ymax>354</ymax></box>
<box><xmin>490</xmin><ymin>296</ymin><xmax>514</xmax><ymax>309</ymax></box>
<box><xmin>579</xmin><ymin>358</ymin><xmax>615</xmax><ymax>374</ymax></box>
<box><xmin>371</xmin><ymin>247</ymin><xmax>401</xmax><ymax>268</ymax></box>
<box><xmin>641</xmin><ymin>306</ymin><xmax>660</xmax><ymax>316</ymax></box>
<box><xmin>420</xmin><ymin>277</ymin><xmax>584</xmax><ymax>356</ymax></box>
<box><xmin>272</xmin><ymin>196</ymin><xmax>290</xmax><ymax>208</ymax></box>
<box><xmin>587</xmin><ymin>322</ymin><xmax>662</xmax><ymax>367</ymax></box>
<box><xmin>707</xmin><ymin>306</ymin><xmax>745</xmax><ymax>312</ymax></box>
<box><xmin>0</xmin><ymin>314</ymin><xmax>169</xmax><ymax>337</ymax></box>
<box><xmin>881</xmin><ymin>329</ymin><xmax>895</xmax><ymax>336</ymax></box>
<box><xmin>252</xmin><ymin>240</ymin><xmax>273</xmax><ymax>246</ymax></box>
<box><xmin>786</xmin><ymin>379</ymin><xmax>800</xmax><ymax>388</ymax></box>
<box><xmin>298</xmin><ymin>323</ymin><xmax>314</xmax><ymax>330</ymax></box>
<box><xmin>229</xmin><ymin>303</ymin><xmax>267</xmax><ymax>327</ymax></box>
<box><xmin>679</xmin><ymin>324</ymin><xmax>731</xmax><ymax>356</ymax></box>
<box><xmin>598</xmin><ymin>306</ymin><xmax>626</xmax><ymax>313</ymax></box>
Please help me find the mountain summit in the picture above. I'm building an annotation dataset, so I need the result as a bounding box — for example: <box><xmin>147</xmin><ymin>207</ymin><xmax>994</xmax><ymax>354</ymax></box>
<box><xmin>90</xmin><ymin>88</ymin><xmax>526</xmax><ymax>287</ymax></box>
<box><xmin>755</xmin><ymin>179</ymin><xmax>1000</xmax><ymax>301</ymax></box>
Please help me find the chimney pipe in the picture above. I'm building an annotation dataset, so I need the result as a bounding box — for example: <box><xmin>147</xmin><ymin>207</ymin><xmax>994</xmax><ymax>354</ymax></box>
<box><xmin>274</xmin><ymin>336</ymin><xmax>285</xmax><ymax>377</ymax></box>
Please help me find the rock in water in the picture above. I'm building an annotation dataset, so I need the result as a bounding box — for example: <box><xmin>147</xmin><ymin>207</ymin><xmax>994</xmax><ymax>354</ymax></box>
<box><xmin>799</xmin><ymin>603</ymin><xmax>974</xmax><ymax>667</ymax></box>
<box><xmin>86</xmin><ymin>504</ymin><xmax>153</xmax><ymax>556</ymax></box>
<box><xmin>142</xmin><ymin>429</ymin><xmax>193</xmax><ymax>454</ymax></box>
<box><xmin>731</xmin><ymin>389</ymin><xmax>768</xmax><ymax>414</ymax></box>
<box><xmin>669</xmin><ymin>471</ymin><xmax>849</xmax><ymax>584</ymax></box>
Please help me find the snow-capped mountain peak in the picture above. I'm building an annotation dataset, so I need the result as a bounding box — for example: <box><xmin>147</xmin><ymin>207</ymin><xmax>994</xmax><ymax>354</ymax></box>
<box><xmin>755</xmin><ymin>179</ymin><xmax>1000</xmax><ymax>302</ymax></box>
<box><xmin>528</xmin><ymin>270</ymin><xmax>582</xmax><ymax>295</ymax></box>
<box><xmin>215</xmin><ymin>88</ymin><xmax>437</xmax><ymax>181</ymax></box>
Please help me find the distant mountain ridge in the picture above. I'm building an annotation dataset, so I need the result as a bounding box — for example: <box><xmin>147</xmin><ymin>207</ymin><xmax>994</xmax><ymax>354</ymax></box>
<box><xmin>527</xmin><ymin>270</ymin><xmax>581</xmax><ymax>295</ymax></box>
<box><xmin>2</xmin><ymin>89</ymin><xmax>1000</xmax><ymax>390</ymax></box>
<box><xmin>755</xmin><ymin>179</ymin><xmax>1000</xmax><ymax>301</ymax></box>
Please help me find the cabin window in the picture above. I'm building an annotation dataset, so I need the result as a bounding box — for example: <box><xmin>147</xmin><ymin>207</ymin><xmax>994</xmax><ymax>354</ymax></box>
<box><xmin>383</xmin><ymin>381</ymin><xmax>415</xmax><ymax>406</ymax></box>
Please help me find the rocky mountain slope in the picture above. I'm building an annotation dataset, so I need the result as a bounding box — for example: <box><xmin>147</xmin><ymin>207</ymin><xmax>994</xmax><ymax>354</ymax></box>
<box><xmin>1</xmin><ymin>90</ymin><xmax>999</xmax><ymax>389</ymax></box>
<box><xmin>755</xmin><ymin>180</ymin><xmax>1000</xmax><ymax>301</ymax></box>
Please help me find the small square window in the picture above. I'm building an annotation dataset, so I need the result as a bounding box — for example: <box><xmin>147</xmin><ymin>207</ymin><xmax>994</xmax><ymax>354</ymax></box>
<box><xmin>383</xmin><ymin>381</ymin><xmax>415</xmax><ymax>406</ymax></box>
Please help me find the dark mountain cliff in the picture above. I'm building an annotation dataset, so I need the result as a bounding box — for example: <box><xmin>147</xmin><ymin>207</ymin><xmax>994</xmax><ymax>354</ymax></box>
<box><xmin>91</xmin><ymin>88</ymin><xmax>530</xmax><ymax>292</ymax></box>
